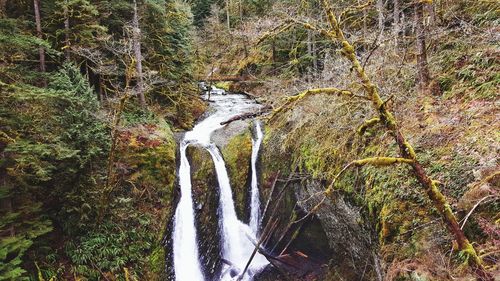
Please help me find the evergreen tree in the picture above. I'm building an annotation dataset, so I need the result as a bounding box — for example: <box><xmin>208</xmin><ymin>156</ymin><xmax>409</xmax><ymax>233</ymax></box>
<box><xmin>0</xmin><ymin>64</ymin><xmax>110</xmax><ymax>279</ymax></box>
<box><xmin>191</xmin><ymin>0</ymin><xmax>217</xmax><ymax>27</ymax></box>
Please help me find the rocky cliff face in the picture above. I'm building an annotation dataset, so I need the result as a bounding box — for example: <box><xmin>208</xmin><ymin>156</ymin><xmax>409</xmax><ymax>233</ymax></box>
<box><xmin>257</xmin><ymin>157</ymin><xmax>380</xmax><ymax>280</ymax></box>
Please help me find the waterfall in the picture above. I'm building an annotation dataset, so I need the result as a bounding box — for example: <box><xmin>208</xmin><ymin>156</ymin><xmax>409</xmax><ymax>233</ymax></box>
<box><xmin>172</xmin><ymin>89</ymin><xmax>268</xmax><ymax>281</ymax></box>
<box><xmin>208</xmin><ymin>145</ymin><xmax>268</xmax><ymax>281</ymax></box>
<box><xmin>172</xmin><ymin>143</ymin><xmax>205</xmax><ymax>281</ymax></box>
<box><xmin>249</xmin><ymin>122</ymin><xmax>263</xmax><ymax>234</ymax></box>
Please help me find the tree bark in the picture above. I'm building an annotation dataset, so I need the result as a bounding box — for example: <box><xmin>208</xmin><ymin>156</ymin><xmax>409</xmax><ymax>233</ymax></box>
<box><xmin>0</xmin><ymin>0</ymin><xmax>7</xmax><ymax>17</ymax></box>
<box><xmin>132</xmin><ymin>0</ymin><xmax>146</xmax><ymax>107</ymax></box>
<box><xmin>376</xmin><ymin>0</ymin><xmax>384</xmax><ymax>32</ymax></box>
<box><xmin>393</xmin><ymin>0</ymin><xmax>401</xmax><ymax>49</ymax></box>
<box><xmin>307</xmin><ymin>29</ymin><xmax>313</xmax><ymax>79</ymax></box>
<box><xmin>239</xmin><ymin>0</ymin><xmax>242</xmax><ymax>23</ymax></box>
<box><xmin>425</xmin><ymin>1</ymin><xmax>436</xmax><ymax>27</ymax></box>
<box><xmin>63</xmin><ymin>1</ymin><xmax>70</xmax><ymax>61</ymax></box>
<box><xmin>226</xmin><ymin>0</ymin><xmax>230</xmax><ymax>30</ymax></box>
<box><xmin>362</xmin><ymin>3</ymin><xmax>367</xmax><ymax>37</ymax></box>
<box><xmin>415</xmin><ymin>2</ymin><xmax>430</xmax><ymax>92</ymax></box>
<box><xmin>33</xmin><ymin>0</ymin><xmax>46</xmax><ymax>80</ymax></box>
<box><xmin>271</xmin><ymin>39</ymin><xmax>276</xmax><ymax>63</ymax></box>
<box><xmin>312</xmin><ymin>32</ymin><xmax>318</xmax><ymax>74</ymax></box>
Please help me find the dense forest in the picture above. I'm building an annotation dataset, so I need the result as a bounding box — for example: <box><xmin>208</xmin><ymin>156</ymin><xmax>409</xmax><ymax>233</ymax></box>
<box><xmin>0</xmin><ymin>0</ymin><xmax>498</xmax><ymax>280</ymax></box>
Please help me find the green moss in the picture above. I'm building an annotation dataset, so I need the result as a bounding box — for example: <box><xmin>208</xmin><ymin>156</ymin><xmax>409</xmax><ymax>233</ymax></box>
<box><xmin>189</xmin><ymin>147</ymin><xmax>216</xmax><ymax>187</ymax></box>
<box><xmin>357</xmin><ymin>117</ymin><xmax>381</xmax><ymax>135</ymax></box>
<box><xmin>110</xmin><ymin>118</ymin><xmax>177</xmax><ymax>279</ymax></box>
<box><xmin>148</xmin><ymin>246</ymin><xmax>166</xmax><ymax>277</ymax></box>
<box><xmin>122</xmin><ymin>118</ymin><xmax>177</xmax><ymax>199</ymax></box>
<box><xmin>215</xmin><ymin>82</ymin><xmax>231</xmax><ymax>91</ymax></box>
<box><xmin>222</xmin><ymin>130</ymin><xmax>253</xmax><ymax>219</ymax></box>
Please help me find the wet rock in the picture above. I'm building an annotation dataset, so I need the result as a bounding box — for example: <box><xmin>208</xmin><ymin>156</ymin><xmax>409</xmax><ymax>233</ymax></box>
<box><xmin>294</xmin><ymin>180</ymin><xmax>379</xmax><ymax>281</ymax></box>
<box><xmin>212</xmin><ymin>119</ymin><xmax>250</xmax><ymax>148</ymax></box>
<box><xmin>258</xmin><ymin>171</ymin><xmax>380</xmax><ymax>280</ymax></box>
<box><xmin>220</xmin><ymin>128</ymin><xmax>253</xmax><ymax>221</ymax></box>
<box><xmin>164</xmin><ymin>145</ymin><xmax>222</xmax><ymax>280</ymax></box>
<box><xmin>188</xmin><ymin>146</ymin><xmax>223</xmax><ymax>279</ymax></box>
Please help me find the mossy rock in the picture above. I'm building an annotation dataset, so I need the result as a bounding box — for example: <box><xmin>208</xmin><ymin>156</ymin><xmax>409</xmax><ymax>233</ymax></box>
<box><xmin>221</xmin><ymin>129</ymin><xmax>253</xmax><ymax>221</ymax></box>
<box><xmin>115</xmin><ymin>118</ymin><xmax>178</xmax><ymax>279</ymax></box>
<box><xmin>214</xmin><ymin>81</ymin><xmax>231</xmax><ymax>91</ymax></box>
<box><xmin>186</xmin><ymin>145</ymin><xmax>222</xmax><ymax>279</ymax></box>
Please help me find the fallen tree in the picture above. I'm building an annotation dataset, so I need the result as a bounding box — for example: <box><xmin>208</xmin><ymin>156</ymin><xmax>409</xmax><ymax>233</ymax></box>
<box><xmin>220</xmin><ymin>105</ymin><xmax>272</xmax><ymax>125</ymax></box>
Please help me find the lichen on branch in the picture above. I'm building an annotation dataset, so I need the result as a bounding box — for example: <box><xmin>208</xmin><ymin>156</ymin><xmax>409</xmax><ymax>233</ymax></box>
<box><xmin>270</xmin><ymin>87</ymin><xmax>367</xmax><ymax>119</ymax></box>
<box><xmin>357</xmin><ymin>117</ymin><xmax>381</xmax><ymax>135</ymax></box>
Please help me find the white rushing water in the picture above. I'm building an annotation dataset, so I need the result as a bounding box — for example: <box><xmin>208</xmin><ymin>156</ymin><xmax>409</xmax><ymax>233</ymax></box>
<box><xmin>208</xmin><ymin>145</ymin><xmax>269</xmax><ymax>281</ymax></box>
<box><xmin>172</xmin><ymin>143</ymin><xmax>205</xmax><ymax>281</ymax></box>
<box><xmin>249</xmin><ymin>122</ymin><xmax>263</xmax><ymax>234</ymax></box>
<box><xmin>173</xmin><ymin>89</ymin><xmax>269</xmax><ymax>281</ymax></box>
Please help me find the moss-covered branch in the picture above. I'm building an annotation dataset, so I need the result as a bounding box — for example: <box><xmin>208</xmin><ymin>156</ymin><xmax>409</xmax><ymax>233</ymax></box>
<box><xmin>357</xmin><ymin>117</ymin><xmax>381</xmax><ymax>135</ymax></box>
<box><xmin>316</xmin><ymin>0</ymin><xmax>491</xmax><ymax>278</ymax></box>
<box><xmin>298</xmin><ymin>156</ymin><xmax>414</xmax><ymax>228</ymax></box>
<box><xmin>270</xmin><ymin>87</ymin><xmax>366</xmax><ymax>119</ymax></box>
<box><xmin>256</xmin><ymin>21</ymin><xmax>294</xmax><ymax>45</ymax></box>
<box><xmin>352</xmin><ymin>157</ymin><xmax>414</xmax><ymax>166</ymax></box>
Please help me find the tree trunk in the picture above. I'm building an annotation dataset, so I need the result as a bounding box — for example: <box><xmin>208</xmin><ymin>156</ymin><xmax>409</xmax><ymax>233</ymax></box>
<box><xmin>33</xmin><ymin>0</ymin><xmax>46</xmax><ymax>81</ymax></box>
<box><xmin>63</xmin><ymin>1</ymin><xmax>70</xmax><ymax>61</ymax></box>
<box><xmin>0</xmin><ymin>0</ymin><xmax>7</xmax><ymax>17</ymax></box>
<box><xmin>239</xmin><ymin>0</ymin><xmax>242</xmax><ymax>23</ymax></box>
<box><xmin>425</xmin><ymin>1</ymin><xmax>436</xmax><ymax>27</ymax></box>
<box><xmin>307</xmin><ymin>29</ymin><xmax>313</xmax><ymax>79</ymax></box>
<box><xmin>376</xmin><ymin>0</ymin><xmax>384</xmax><ymax>32</ymax></box>
<box><xmin>312</xmin><ymin>32</ymin><xmax>318</xmax><ymax>74</ymax></box>
<box><xmin>393</xmin><ymin>0</ymin><xmax>401</xmax><ymax>49</ymax></box>
<box><xmin>271</xmin><ymin>40</ymin><xmax>276</xmax><ymax>63</ymax></box>
<box><xmin>226</xmin><ymin>0</ymin><xmax>230</xmax><ymax>30</ymax></box>
<box><xmin>415</xmin><ymin>2</ymin><xmax>430</xmax><ymax>92</ymax></box>
<box><xmin>2</xmin><ymin>200</ymin><xmax>15</xmax><ymax>236</ymax></box>
<box><xmin>132</xmin><ymin>0</ymin><xmax>146</xmax><ymax>107</ymax></box>
<box><xmin>362</xmin><ymin>4</ymin><xmax>367</xmax><ymax>37</ymax></box>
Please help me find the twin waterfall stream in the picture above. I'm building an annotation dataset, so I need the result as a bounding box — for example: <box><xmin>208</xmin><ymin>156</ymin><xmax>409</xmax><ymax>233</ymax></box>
<box><xmin>172</xmin><ymin>89</ymin><xmax>269</xmax><ymax>281</ymax></box>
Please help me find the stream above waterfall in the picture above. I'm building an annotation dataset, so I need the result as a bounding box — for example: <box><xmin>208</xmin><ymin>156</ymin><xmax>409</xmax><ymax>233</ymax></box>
<box><xmin>172</xmin><ymin>88</ymin><xmax>269</xmax><ymax>281</ymax></box>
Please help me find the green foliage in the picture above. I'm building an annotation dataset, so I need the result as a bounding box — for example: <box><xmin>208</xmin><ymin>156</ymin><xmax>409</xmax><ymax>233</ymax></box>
<box><xmin>65</xmin><ymin>219</ymin><xmax>154</xmax><ymax>280</ymax></box>
<box><xmin>3</xmin><ymin>64</ymin><xmax>109</xmax><ymax>189</ymax></box>
<box><xmin>191</xmin><ymin>0</ymin><xmax>217</xmax><ymax>27</ymax></box>
<box><xmin>0</xmin><ymin>19</ymin><xmax>54</xmax><ymax>83</ymax></box>
<box><xmin>445</xmin><ymin>0</ymin><xmax>500</xmax><ymax>26</ymax></box>
<box><xmin>0</xmin><ymin>64</ymin><xmax>110</xmax><ymax>279</ymax></box>
<box><xmin>148</xmin><ymin>246</ymin><xmax>166</xmax><ymax>275</ymax></box>
<box><xmin>435</xmin><ymin>33</ymin><xmax>498</xmax><ymax>101</ymax></box>
<box><xmin>0</xmin><ymin>203</ymin><xmax>52</xmax><ymax>281</ymax></box>
<box><xmin>140</xmin><ymin>0</ymin><xmax>205</xmax><ymax>127</ymax></box>
<box><xmin>53</xmin><ymin>0</ymin><xmax>106</xmax><ymax>50</ymax></box>
<box><xmin>1</xmin><ymin>0</ymin><xmax>197</xmax><ymax>278</ymax></box>
<box><xmin>122</xmin><ymin>103</ymin><xmax>158</xmax><ymax>126</ymax></box>
<box><xmin>143</xmin><ymin>0</ymin><xmax>195</xmax><ymax>82</ymax></box>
